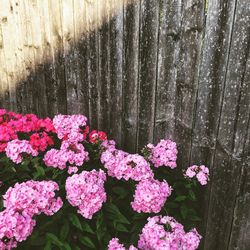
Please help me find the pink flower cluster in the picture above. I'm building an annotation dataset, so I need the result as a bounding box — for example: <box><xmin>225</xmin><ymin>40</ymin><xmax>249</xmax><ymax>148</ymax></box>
<box><xmin>44</xmin><ymin>141</ymin><xmax>89</xmax><ymax>170</ymax></box>
<box><xmin>101</xmin><ymin>141</ymin><xmax>153</xmax><ymax>181</ymax></box>
<box><xmin>53</xmin><ymin>114</ymin><xmax>87</xmax><ymax>142</ymax></box>
<box><xmin>65</xmin><ymin>170</ymin><xmax>107</xmax><ymax>219</ymax></box>
<box><xmin>108</xmin><ymin>238</ymin><xmax>137</xmax><ymax>250</ymax></box>
<box><xmin>0</xmin><ymin>109</ymin><xmax>55</xmax><ymax>153</ymax></box>
<box><xmin>0</xmin><ymin>180</ymin><xmax>62</xmax><ymax>249</ymax></box>
<box><xmin>147</xmin><ymin>139</ymin><xmax>177</xmax><ymax>168</ymax></box>
<box><xmin>5</xmin><ymin>139</ymin><xmax>38</xmax><ymax>164</ymax></box>
<box><xmin>0</xmin><ymin>209</ymin><xmax>36</xmax><ymax>249</ymax></box>
<box><xmin>131</xmin><ymin>179</ymin><xmax>172</xmax><ymax>213</ymax></box>
<box><xmin>3</xmin><ymin>180</ymin><xmax>63</xmax><ymax>217</ymax></box>
<box><xmin>185</xmin><ymin>165</ymin><xmax>209</xmax><ymax>185</ymax></box>
<box><xmin>138</xmin><ymin>216</ymin><xmax>201</xmax><ymax>250</ymax></box>
<box><xmin>1</xmin><ymin>112</ymin><xmax>55</xmax><ymax>134</ymax></box>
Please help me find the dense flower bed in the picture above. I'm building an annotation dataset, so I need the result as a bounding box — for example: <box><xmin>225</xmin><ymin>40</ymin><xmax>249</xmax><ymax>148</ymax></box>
<box><xmin>0</xmin><ymin>109</ymin><xmax>209</xmax><ymax>249</ymax></box>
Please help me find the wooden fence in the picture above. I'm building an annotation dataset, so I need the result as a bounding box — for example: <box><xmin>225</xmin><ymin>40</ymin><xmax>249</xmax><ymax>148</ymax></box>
<box><xmin>0</xmin><ymin>0</ymin><xmax>249</xmax><ymax>249</ymax></box>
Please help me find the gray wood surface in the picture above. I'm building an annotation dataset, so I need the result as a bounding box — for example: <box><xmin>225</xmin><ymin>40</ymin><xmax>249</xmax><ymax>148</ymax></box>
<box><xmin>0</xmin><ymin>0</ymin><xmax>249</xmax><ymax>249</ymax></box>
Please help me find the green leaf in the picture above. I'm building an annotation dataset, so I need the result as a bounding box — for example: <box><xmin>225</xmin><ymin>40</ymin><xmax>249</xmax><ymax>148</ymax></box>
<box><xmin>116</xmin><ymin>223</ymin><xmax>128</xmax><ymax>232</ymax></box>
<box><xmin>69</xmin><ymin>213</ymin><xmax>83</xmax><ymax>231</ymax></box>
<box><xmin>96</xmin><ymin>212</ymin><xmax>104</xmax><ymax>230</ymax></box>
<box><xmin>165</xmin><ymin>201</ymin><xmax>179</xmax><ymax>208</ymax></box>
<box><xmin>112</xmin><ymin>187</ymin><xmax>129</xmax><ymax>198</ymax></box>
<box><xmin>175</xmin><ymin>195</ymin><xmax>187</xmax><ymax>202</ymax></box>
<box><xmin>46</xmin><ymin>233</ymin><xmax>63</xmax><ymax>247</ymax></box>
<box><xmin>60</xmin><ymin>220</ymin><xmax>70</xmax><ymax>240</ymax></box>
<box><xmin>188</xmin><ymin>190</ymin><xmax>196</xmax><ymax>201</ymax></box>
<box><xmin>62</xmin><ymin>243</ymin><xmax>72</xmax><ymax>250</ymax></box>
<box><xmin>44</xmin><ymin>240</ymin><xmax>52</xmax><ymax>250</ymax></box>
<box><xmin>35</xmin><ymin>165</ymin><xmax>45</xmax><ymax>176</ymax></box>
<box><xmin>79</xmin><ymin>236</ymin><xmax>95</xmax><ymax>249</ymax></box>
<box><xmin>185</xmin><ymin>183</ymin><xmax>192</xmax><ymax>189</ymax></box>
<box><xmin>81</xmin><ymin>221</ymin><xmax>95</xmax><ymax>234</ymax></box>
<box><xmin>180</xmin><ymin>205</ymin><xmax>189</xmax><ymax>219</ymax></box>
<box><xmin>132</xmin><ymin>213</ymin><xmax>147</xmax><ymax>220</ymax></box>
<box><xmin>105</xmin><ymin>203</ymin><xmax>130</xmax><ymax>224</ymax></box>
<box><xmin>189</xmin><ymin>215</ymin><xmax>201</xmax><ymax>221</ymax></box>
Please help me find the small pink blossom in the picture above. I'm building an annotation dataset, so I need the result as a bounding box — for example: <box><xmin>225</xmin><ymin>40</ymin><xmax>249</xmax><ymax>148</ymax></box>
<box><xmin>53</xmin><ymin>114</ymin><xmax>87</xmax><ymax>143</ymax></box>
<box><xmin>138</xmin><ymin>216</ymin><xmax>201</xmax><ymax>250</ymax></box>
<box><xmin>68</xmin><ymin>166</ymin><xmax>78</xmax><ymax>175</ymax></box>
<box><xmin>131</xmin><ymin>179</ymin><xmax>172</xmax><ymax>213</ymax></box>
<box><xmin>44</xmin><ymin>141</ymin><xmax>89</xmax><ymax>170</ymax></box>
<box><xmin>3</xmin><ymin>180</ymin><xmax>63</xmax><ymax>217</ymax></box>
<box><xmin>184</xmin><ymin>165</ymin><xmax>209</xmax><ymax>185</ymax></box>
<box><xmin>5</xmin><ymin>139</ymin><xmax>38</xmax><ymax>164</ymax></box>
<box><xmin>0</xmin><ymin>209</ymin><xmax>36</xmax><ymax>249</ymax></box>
<box><xmin>146</xmin><ymin>139</ymin><xmax>177</xmax><ymax>168</ymax></box>
<box><xmin>66</xmin><ymin>170</ymin><xmax>107</xmax><ymax>219</ymax></box>
<box><xmin>108</xmin><ymin>238</ymin><xmax>138</xmax><ymax>250</ymax></box>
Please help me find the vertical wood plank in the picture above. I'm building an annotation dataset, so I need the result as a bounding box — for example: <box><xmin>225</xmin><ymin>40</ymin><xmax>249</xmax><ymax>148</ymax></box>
<box><xmin>0</xmin><ymin>0</ymin><xmax>18</xmax><ymax>111</ymax></box>
<box><xmin>73</xmin><ymin>0</ymin><xmax>89</xmax><ymax>117</ymax></box>
<box><xmin>62</xmin><ymin>0</ymin><xmax>76</xmax><ymax>114</ymax></box>
<box><xmin>47</xmin><ymin>0</ymin><xmax>67</xmax><ymax>115</ymax></box>
<box><xmin>174</xmin><ymin>0</ymin><xmax>205</xmax><ymax>167</ymax></box>
<box><xmin>153</xmin><ymin>0</ymin><xmax>182</xmax><ymax>143</ymax></box>
<box><xmin>97</xmin><ymin>0</ymin><xmax>111</xmax><ymax>132</ymax></box>
<box><xmin>86</xmin><ymin>0</ymin><xmax>99</xmax><ymax>129</ymax></box>
<box><xmin>136</xmin><ymin>0</ymin><xmax>159</xmax><ymax>150</ymax></box>
<box><xmin>203</xmin><ymin>0</ymin><xmax>250</xmax><ymax>248</ymax></box>
<box><xmin>122</xmin><ymin>0</ymin><xmax>140</xmax><ymax>152</ymax></box>
<box><xmin>189</xmin><ymin>0</ymin><xmax>238</xmax><ymax>247</ymax></box>
<box><xmin>109</xmin><ymin>0</ymin><xmax>123</xmax><ymax>144</ymax></box>
<box><xmin>228</xmin><ymin>115</ymin><xmax>250</xmax><ymax>250</ymax></box>
<box><xmin>27</xmin><ymin>0</ymin><xmax>48</xmax><ymax>117</ymax></box>
<box><xmin>0</xmin><ymin>13</ymin><xmax>11</xmax><ymax>109</ymax></box>
<box><xmin>190</xmin><ymin>0</ymin><xmax>237</xmax><ymax>163</ymax></box>
<box><xmin>39</xmin><ymin>0</ymin><xmax>55</xmax><ymax>117</ymax></box>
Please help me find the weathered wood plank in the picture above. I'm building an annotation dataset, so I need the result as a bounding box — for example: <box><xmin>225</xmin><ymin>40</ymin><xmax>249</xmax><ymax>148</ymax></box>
<box><xmin>26</xmin><ymin>0</ymin><xmax>48</xmax><ymax>117</ymax></box>
<box><xmin>12</xmin><ymin>0</ymin><xmax>27</xmax><ymax>114</ymax></box>
<box><xmin>136</xmin><ymin>0</ymin><xmax>159</xmax><ymax>150</ymax></box>
<box><xmin>190</xmin><ymin>0</ymin><xmax>237</xmax><ymax>162</ymax></box>
<box><xmin>0</xmin><ymin>11</ymin><xmax>11</xmax><ymax>109</ymax></box>
<box><xmin>39</xmin><ymin>0</ymin><xmax>55</xmax><ymax>117</ymax></box>
<box><xmin>174</xmin><ymin>0</ymin><xmax>205</xmax><ymax>167</ymax></box>
<box><xmin>153</xmin><ymin>0</ymin><xmax>181</xmax><ymax>144</ymax></box>
<box><xmin>228</xmin><ymin>2</ymin><xmax>250</xmax><ymax>246</ymax></box>
<box><xmin>109</xmin><ymin>0</ymin><xmax>123</xmax><ymax>144</ymax></box>
<box><xmin>0</xmin><ymin>0</ymin><xmax>18</xmax><ymax>111</ymax></box>
<box><xmin>86</xmin><ymin>0</ymin><xmax>99</xmax><ymax>129</ymax></box>
<box><xmin>228</xmin><ymin>137</ymin><xmax>250</xmax><ymax>250</ymax></box>
<box><xmin>73</xmin><ymin>0</ymin><xmax>89</xmax><ymax>117</ymax></box>
<box><xmin>62</xmin><ymin>0</ymin><xmax>76</xmax><ymax>114</ymax></box>
<box><xmin>188</xmin><ymin>0</ymin><xmax>238</xmax><ymax>247</ymax></box>
<box><xmin>203</xmin><ymin>0</ymin><xmax>250</xmax><ymax>248</ymax></box>
<box><xmin>97</xmin><ymin>0</ymin><xmax>111</xmax><ymax>132</ymax></box>
<box><xmin>46</xmin><ymin>0</ymin><xmax>67</xmax><ymax>115</ymax></box>
<box><xmin>122</xmin><ymin>0</ymin><xmax>140</xmax><ymax>152</ymax></box>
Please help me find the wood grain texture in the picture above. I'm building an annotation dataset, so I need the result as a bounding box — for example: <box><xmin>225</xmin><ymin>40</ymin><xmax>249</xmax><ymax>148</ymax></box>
<box><xmin>109</xmin><ymin>0</ymin><xmax>123</xmax><ymax>144</ymax></box>
<box><xmin>0</xmin><ymin>1</ymin><xmax>249</xmax><ymax>249</ymax></box>
<box><xmin>174</xmin><ymin>0</ymin><xmax>205</xmax><ymax>167</ymax></box>
<box><xmin>122</xmin><ymin>0</ymin><xmax>140</xmax><ymax>152</ymax></box>
<box><xmin>153</xmin><ymin>0</ymin><xmax>181</xmax><ymax>144</ymax></box>
<box><xmin>136</xmin><ymin>0</ymin><xmax>159</xmax><ymax>150</ymax></box>
<box><xmin>203</xmin><ymin>0</ymin><xmax>250</xmax><ymax>248</ymax></box>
